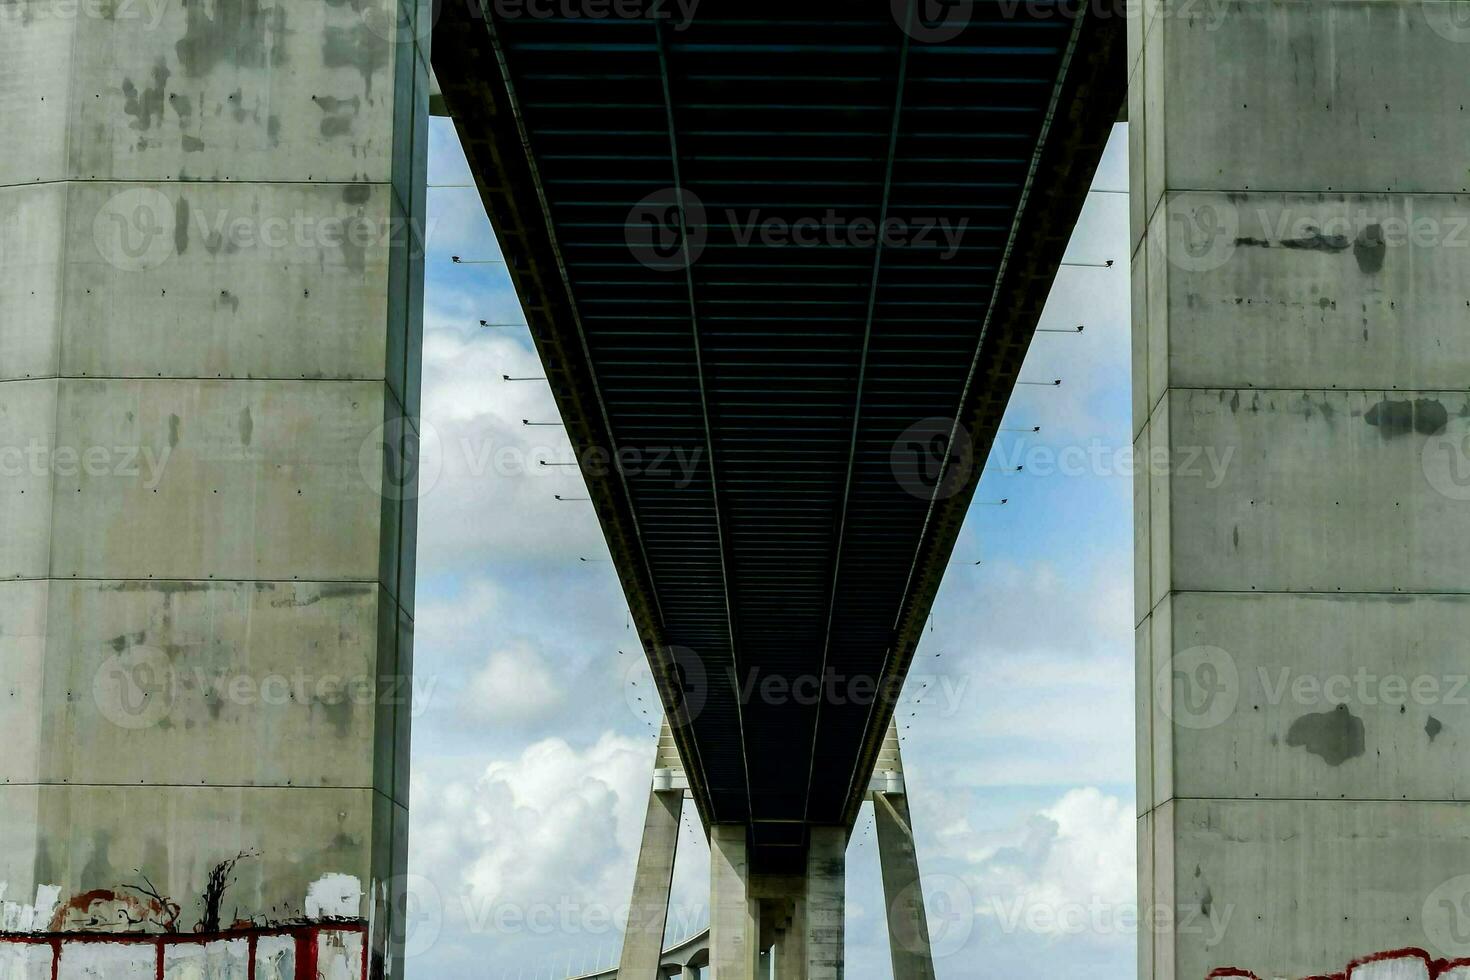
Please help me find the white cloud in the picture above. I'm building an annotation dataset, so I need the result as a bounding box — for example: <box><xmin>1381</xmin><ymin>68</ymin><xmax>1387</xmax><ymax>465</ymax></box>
<box><xmin>964</xmin><ymin>788</ymin><xmax>1136</xmax><ymax>942</ymax></box>
<box><xmin>461</xmin><ymin>642</ymin><xmax>565</xmax><ymax>726</ymax></box>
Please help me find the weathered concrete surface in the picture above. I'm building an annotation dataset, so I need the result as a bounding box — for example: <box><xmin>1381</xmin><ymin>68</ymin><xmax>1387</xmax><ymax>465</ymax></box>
<box><xmin>619</xmin><ymin>789</ymin><xmax>683</xmax><ymax>978</ymax></box>
<box><xmin>0</xmin><ymin>0</ymin><xmax>428</xmax><ymax>973</ymax></box>
<box><xmin>1133</xmin><ymin>2</ymin><xmax>1470</xmax><ymax>977</ymax></box>
<box><xmin>805</xmin><ymin>827</ymin><xmax>845</xmax><ymax>980</ymax></box>
<box><xmin>710</xmin><ymin>826</ymin><xmax>759</xmax><ymax>980</ymax></box>
<box><xmin>874</xmin><ymin>794</ymin><xmax>934</xmax><ymax>980</ymax></box>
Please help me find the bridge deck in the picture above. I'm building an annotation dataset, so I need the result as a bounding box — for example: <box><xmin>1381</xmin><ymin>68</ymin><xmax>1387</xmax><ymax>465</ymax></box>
<box><xmin>433</xmin><ymin>0</ymin><xmax>1124</xmax><ymax>860</ymax></box>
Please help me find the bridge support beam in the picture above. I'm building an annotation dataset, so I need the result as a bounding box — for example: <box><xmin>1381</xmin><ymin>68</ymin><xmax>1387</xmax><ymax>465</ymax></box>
<box><xmin>0</xmin><ymin>3</ymin><xmax>428</xmax><ymax>976</ymax></box>
<box><xmin>874</xmin><ymin>793</ymin><xmax>934</xmax><ymax>979</ymax></box>
<box><xmin>803</xmin><ymin>827</ymin><xmax>846</xmax><ymax>980</ymax></box>
<box><xmin>618</xmin><ymin>788</ymin><xmax>683</xmax><ymax>978</ymax></box>
<box><xmin>710</xmin><ymin>826</ymin><xmax>761</xmax><ymax>979</ymax></box>
<box><xmin>1132</xmin><ymin>2</ymin><xmax>1470</xmax><ymax>977</ymax></box>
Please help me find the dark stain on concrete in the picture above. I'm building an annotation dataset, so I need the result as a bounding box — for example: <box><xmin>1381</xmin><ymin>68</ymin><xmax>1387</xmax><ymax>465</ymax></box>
<box><xmin>239</xmin><ymin>406</ymin><xmax>253</xmax><ymax>447</ymax></box>
<box><xmin>1354</xmin><ymin>224</ymin><xmax>1387</xmax><ymax>274</ymax></box>
<box><xmin>1427</xmin><ymin>715</ymin><xmax>1444</xmax><ymax>742</ymax></box>
<box><xmin>1235</xmin><ymin>230</ymin><xmax>1351</xmax><ymax>253</ymax></box>
<box><xmin>1286</xmin><ymin>704</ymin><xmax>1366</xmax><ymax>766</ymax></box>
<box><xmin>174</xmin><ymin>198</ymin><xmax>190</xmax><ymax>255</ymax></box>
<box><xmin>340</xmin><ymin>217</ymin><xmax>370</xmax><ymax>274</ymax></box>
<box><xmin>182</xmin><ymin>134</ymin><xmax>205</xmax><ymax>153</ymax></box>
<box><xmin>1281</xmin><ymin>230</ymin><xmax>1351</xmax><ymax>252</ymax></box>
<box><xmin>314</xmin><ymin>95</ymin><xmax>361</xmax><ymax>140</ymax></box>
<box><xmin>168</xmin><ymin>414</ymin><xmax>181</xmax><ymax>448</ymax></box>
<box><xmin>322</xmin><ymin>23</ymin><xmax>389</xmax><ymax>96</ymax></box>
<box><xmin>1365</xmin><ymin>397</ymin><xmax>1448</xmax><ymax>437</ymax></box>
<box><xmin>217</xmin><ymin>290</ymin><xmax>240</xmax><ymax>314</ymax></box>
<box><xmin>176</xmin><ymin>0</ymin><xmax>288</xmax><ymax>78</ymax></box>
<box><xmin>342</xmin><ymin>184</ymin><xmax>371</xmax><ymax>205</ymax></box>
<box><xmin>122</xmin><ymin>60</ymin><xmax>171</xmax><ymax>132</ymax></box>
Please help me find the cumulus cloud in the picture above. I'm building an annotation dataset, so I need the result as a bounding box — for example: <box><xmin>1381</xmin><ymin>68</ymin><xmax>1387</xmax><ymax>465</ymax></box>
<box><xmin>460</xmin><ymin>642</ymin><xmax>566</xmax><ymax>726</ymax></box>
<box><xmin>965</xmin><ymin>787</ymin><xmax>1136</xmax><ymax>940</ymax></box>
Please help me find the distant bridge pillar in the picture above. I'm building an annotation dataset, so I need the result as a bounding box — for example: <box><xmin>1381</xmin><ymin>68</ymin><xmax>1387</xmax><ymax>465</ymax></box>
<box><xmin>874</xmin><ymin>793</ymin><xmax>934</xmax><ymax>980</ymax></box>
<box><xmin>870</xmin><ymin>719</ymin><xmax>933</xmax><ymax>979</ymax></box>
<box><xmin>620</xmin><ymin>723</ymin><xmax>687</xmax><ymax>978</ymax></box>
<box><xmin>0</xmin><ymin>2</ymin><xmax>427</xmax><ymax>976</ymax></box>
<box><xmin>1132</xmin><ymin>2</ymin><xmax>1470</xmax><ymax>977</ymax></box>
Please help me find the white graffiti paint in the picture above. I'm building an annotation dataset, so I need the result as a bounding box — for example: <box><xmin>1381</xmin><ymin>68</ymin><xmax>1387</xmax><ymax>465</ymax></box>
<box><xmin>305</xmin><ymin>873</ymin><xmax>364</xmax><ymax>920</ymax></box>
<box><xmin>0</xmin><ymin>883</ymin><xmax>60</xmax><ymax>932</ymax></box>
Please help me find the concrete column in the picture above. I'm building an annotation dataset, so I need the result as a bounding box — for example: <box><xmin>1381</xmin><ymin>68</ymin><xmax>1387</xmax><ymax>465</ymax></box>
<box><xmin>804</xmin><ymin>827</ymin><xmax>845</xmax><ymax>980</ymax></box>
<box><xmin>1133</xmin><ymin>3</ymin><xmax>1470</xmax><ymax>978</ymax></box>
<box><xmin>0</xmin><ymin>1</ymin><xmax>428</xmax><ymax>975</ymax></box>
<box><xmin>772</xmin><ymin>899</ymin><xmax>805</xmax><ymax>980</ymax></box>
<box><xmin>873</xmin><ymin>793</ymin><xmax>934</xmax><ymax>980</ymax></box>
<box><xmin>619</xmin><ymin>789</ymin><xmax>684</xmax><ymax>978</ymax></box>
<box><xmin>681</xmin><ymin>967</ymin><xmax>699</xmax><ymax>980</ymax></box>
<box><xmin>710</xmin><ymin>826</ymin><xmax>759</xmax><ymax>979</ymax></box>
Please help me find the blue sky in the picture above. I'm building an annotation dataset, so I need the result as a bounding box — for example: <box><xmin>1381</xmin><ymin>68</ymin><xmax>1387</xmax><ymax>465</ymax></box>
<box><xmin>404</xmin><ymin>119</ymin><xmax>1135</xmax><ymax>979</ymax></box>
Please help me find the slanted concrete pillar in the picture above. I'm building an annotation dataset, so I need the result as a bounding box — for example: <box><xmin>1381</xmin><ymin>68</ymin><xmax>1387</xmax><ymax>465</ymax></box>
<box><xmin>1133</xmin><ymin>2</ymin><xmax>1470</xmax><ymax>977</ymax></box>
<box><xmin>804</xmin><ymin>827</ymin><xmax>845</xmax><ymax>980</ymax></box>
<box><xmin>619</xmin><ymin>788</ymin><xmax>683</xmax><ymax>978</ymax></box>
<box><xmin>0</xmin><ymin>1</ymin><xmax>428</xmax><ymax>975</ymax></box>
<box><xmin>710</xmin><ymin>826</ymin><xmax>759</xmax><ymax>979</ymax></box>
<box><xmin>874</xmin><ymin>793</ymin><xmax>934</xmax><ymax>980</ymax></box>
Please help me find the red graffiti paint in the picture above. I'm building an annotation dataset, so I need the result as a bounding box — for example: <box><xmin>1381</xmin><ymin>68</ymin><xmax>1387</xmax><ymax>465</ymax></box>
<box><xmin>1210</xmin><ymin>947</ymin><xmax>1470</xmax><ymax>979</ymax></box>
<box><xmin>0</xmin><ymin>922</ymin><xmax>368</xmax><ymax>979</ymax></box>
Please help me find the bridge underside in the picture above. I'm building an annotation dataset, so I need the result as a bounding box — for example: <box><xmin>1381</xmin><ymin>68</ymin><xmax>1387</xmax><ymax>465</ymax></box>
<box><xmin>434</xmin><ymin>0</ymin><xmax>1124</xmax><ymax>862</ymax></box>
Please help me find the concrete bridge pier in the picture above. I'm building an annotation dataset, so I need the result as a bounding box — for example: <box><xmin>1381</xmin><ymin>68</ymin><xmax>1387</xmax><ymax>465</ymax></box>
<box><xmin>0</xmin><ymin>2</ymin><xmax>428</xmax><ymax>975</ymax></box>
<box><xmin>1133</xmin><ymin>1</ymin><xmax>1470</xmax><ymax>977</ymax></box>
<box><xmin>707</xmin><ymin>827</ymin><xmax>845</xmax><ymax>980</ymax></box>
